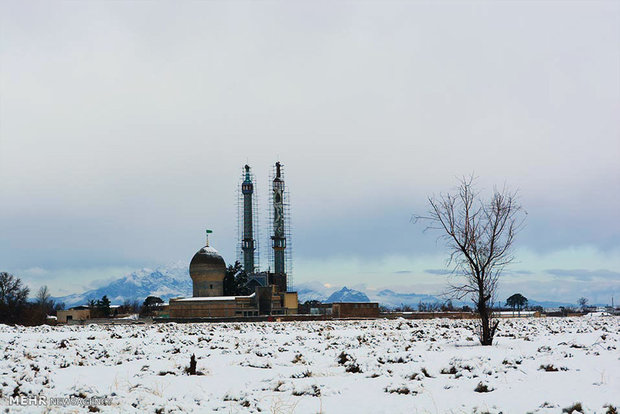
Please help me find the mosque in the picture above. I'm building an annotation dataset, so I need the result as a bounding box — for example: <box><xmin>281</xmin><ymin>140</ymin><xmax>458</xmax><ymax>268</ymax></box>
<box><xmin>168</xmin><ymin>162</ymin><xmax>298</xmax><ymax>318</ymax></box>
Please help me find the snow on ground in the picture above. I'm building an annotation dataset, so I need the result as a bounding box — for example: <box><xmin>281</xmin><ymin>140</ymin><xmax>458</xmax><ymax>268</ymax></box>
<box><xmin>1</xmin><ymin>317</ymin><xmax>618</xmax><ymax>413</ymax></box>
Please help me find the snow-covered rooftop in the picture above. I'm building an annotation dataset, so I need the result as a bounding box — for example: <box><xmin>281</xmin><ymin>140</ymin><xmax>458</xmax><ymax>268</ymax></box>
<box><xmin>174</xmin><ymin>293</ymin><xmax>255</xmax><ymax>302</ymax></box>
<box><xmin>197</xmin><ymin>246</ymin><xmax>222</xmax><ymax>256</ymax></box>
<box><xmin>175</xmin><ymin>296</ymin><xmax>237</xmax><ymax>302</ymax></box>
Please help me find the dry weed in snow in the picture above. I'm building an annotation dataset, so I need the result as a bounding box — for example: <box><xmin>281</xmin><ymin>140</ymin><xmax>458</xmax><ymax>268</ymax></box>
<box><xmin>0</xmin><ymin>317</ymin><xmax>618</xmax><ymax>413</ymax></box>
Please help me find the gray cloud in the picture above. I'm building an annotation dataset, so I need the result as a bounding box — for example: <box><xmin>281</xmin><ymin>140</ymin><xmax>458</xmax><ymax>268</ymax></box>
<box><xmin>0</xmin><ymin>1</ymin><xmax>618</xmax><ymax>301</ymax></box>
<box><xmin>545</xmin><ymin>269</ymin><xmax>620</xmax><ymax>281</ymax></box>
<box><xmin>424</xmin><ymin>269</ymin><xmax>453</xmax><ymax>275</ymax></box>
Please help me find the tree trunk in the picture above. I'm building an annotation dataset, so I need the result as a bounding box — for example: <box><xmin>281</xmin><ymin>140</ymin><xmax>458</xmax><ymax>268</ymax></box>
<box><xmin>478</xmin><ymin>302</ymin><xmax>496</xmax><ymax>346</ymax></box>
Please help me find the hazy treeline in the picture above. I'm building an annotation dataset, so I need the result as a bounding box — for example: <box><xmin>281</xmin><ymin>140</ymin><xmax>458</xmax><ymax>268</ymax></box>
<box><xmin>0</xmin><ymin>272</ymin><xmax>64</xmax><ymax>325</ymax></box>
<box><xmin>0</xmin><ymin>272</ymin><xmax>154</xmax><ymax>325</ymax></box>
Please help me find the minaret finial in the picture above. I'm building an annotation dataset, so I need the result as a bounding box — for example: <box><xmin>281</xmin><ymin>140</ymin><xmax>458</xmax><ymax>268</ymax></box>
<box><xmin>244</xmin><ymin>164</ymin><xmax>251</xmax><ymax>181</ymax></box>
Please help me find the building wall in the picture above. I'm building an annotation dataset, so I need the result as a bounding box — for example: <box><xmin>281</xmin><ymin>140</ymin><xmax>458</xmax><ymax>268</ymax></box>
<box><xmin>256</xmin><ymin>286</ymin><xmax>274</xmax><ymax>315</ymax></box>
<box><xmin>57</xmin><ymin>309</ymin><xmax>91</xmax><ymax>323</ymax></box>
<box><xmin>332</xmin><ymin>302</ymin><xmax>379</xmax><ymax>318</ymax></box>
<box><xmin>168</xmin><ymin>290</ymin><xmax>297</xmax><ymax>318</ymax></box>
<box><xmin>283</xmin><ymin>292</ymin><xmax>298</xmax><ymax>314</ymax></box>
<box><xmin>268</xmin><ymin>273</ymin><xmax>287</xmax><ymax>294</ymax></box>
<box><xmin>169</xmin><ymin>298</ymin><xmax>238</xmax><ymax>318</ymax></box>
<box><xmin>193</xmin><ymin>280</ymin><xmax>224</xmax><ymax>297</ymax></box>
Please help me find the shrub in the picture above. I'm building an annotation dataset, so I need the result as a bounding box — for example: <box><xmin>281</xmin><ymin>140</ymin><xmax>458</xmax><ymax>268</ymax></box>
<box><xmin>337</xmin><ymin>351</ymin><xmax>351</xmax><ymax>365</ymax></box>
<box><xmin>384</xmin><ymin>385</ymin><xmax>416</xmax><ymax>395</ymax></box>
<box><xmin>346</xmin><ymin>363</ymin><xmax>362</xmax><ymax>373</ymax></box>
<box><xmin>291</xmin><ymin>370</ymin><xmax>312</xmax><ymax>378</ymax></box>
<box><xmin>562</xmin><ymin>402</ymin><xmax>584</xmax><ymax>413</ymax></box>
<box><xmin>407</xmin><ymin>373</ymin><xmax>423</xmax><ymax>381</ymax></box>
<box><xmin>185</xmin><ymin>354</ymin><xmax>197</xmax><ymax>375</ymax></box>
<box><xmin>421</xmin><ymin>368</ymin><xmax>433</xmax><ymax>378</ymax></box>
<box><xmin>474</xmin><ymin>382</ymin><xmax>493</xmax><ymax>393</ymax></box>
<box><xmin>441</xmin><ymin>366</ymin><xmax>457</xmax><ymax>375</ymax></box>
<box><xmin>539</xmin><ymin>364</ymin><xmax>568</xmax><ymax>372</ymax></box>
<box><xmin>292</xmin><ymin>385</ymin><xmax>320</xmax><ymax>397</ymax></box>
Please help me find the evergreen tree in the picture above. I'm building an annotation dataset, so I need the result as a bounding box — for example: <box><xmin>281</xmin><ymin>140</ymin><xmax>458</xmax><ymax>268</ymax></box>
<box><xmin>235</xmin><ymin>271</ymin><xmax>252</xmax><ymax>296</ymax></box>
<box><xmin>506</xmin><ymin>293</ymin><xmax>528</xmax><ymax>314</ymax></box>
<box><xmin>97</xmin><ymin>295</ymin><xmax>111</xmax><ymax>318</ymax></box>
<box><xmin>140</xmin><ymin>296</ymin><xmax>163</xmax><ymax>316</ymax></box>
<box><xmin>223</xmin><ymin>261</ymin><xmax>252</xmax><ymax>296</ymax></box>
<box><xmin>223</xmin><ymin>262</ymin><xmax>240</xmax><ymax>296</ymax></box>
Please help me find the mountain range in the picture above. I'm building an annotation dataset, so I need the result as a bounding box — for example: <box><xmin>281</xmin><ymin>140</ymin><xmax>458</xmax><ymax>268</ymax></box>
<box><xmin>325</xmin><ymin>287</ymin><xmax>370</xmax><ymax>303</ymax></box>
<box><xmin>52</xmin><ymin>265</ymin><xmax>579</xmax><ymax>309</ymax></box>
<box><xmin>52</xmin><ymin>265</ymin><xmax>191</xmax><ymax>307</ymax></box>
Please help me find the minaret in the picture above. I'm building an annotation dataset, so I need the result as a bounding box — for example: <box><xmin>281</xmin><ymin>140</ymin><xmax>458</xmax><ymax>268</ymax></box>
<box><xmin>271</xmin><ymin>162</ymin><xmax>286</xmax><ymax>275</ymax></box>
<box><xmin>241</xmin><ymin>164</ymin><xmax>255</xmax><ymax>273</ymax></box>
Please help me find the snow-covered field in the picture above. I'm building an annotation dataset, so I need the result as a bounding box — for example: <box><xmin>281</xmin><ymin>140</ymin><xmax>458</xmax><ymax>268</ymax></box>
<box><xmin>1</xmin><ymin>316</ymin><xmax>618</xmax><ymax>413</ymax></box>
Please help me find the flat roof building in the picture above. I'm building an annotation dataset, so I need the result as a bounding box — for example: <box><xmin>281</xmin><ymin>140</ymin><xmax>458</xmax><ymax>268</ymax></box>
<box><xmin>332</xmin><ymin>302</ymin><xmax>379</xmax><ymax>318</ymax></box>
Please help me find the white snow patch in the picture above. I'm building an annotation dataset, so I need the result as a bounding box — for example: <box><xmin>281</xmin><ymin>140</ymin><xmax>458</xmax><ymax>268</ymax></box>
<box><xmin>0</xmin><ymin>317</ymin><xmax>618</xmax><ymax>413</ymax></box>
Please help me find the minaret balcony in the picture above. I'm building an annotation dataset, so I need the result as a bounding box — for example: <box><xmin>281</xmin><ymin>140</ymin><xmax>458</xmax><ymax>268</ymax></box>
<box><xmin>242</xmin><ymin>183</ymin><xmax>253</xmax><ymax>194</ymax></box>
<box><xmin>271</xmin><ymin>237</ymin><xmax>286</xmax><ymax>248</ymax></box>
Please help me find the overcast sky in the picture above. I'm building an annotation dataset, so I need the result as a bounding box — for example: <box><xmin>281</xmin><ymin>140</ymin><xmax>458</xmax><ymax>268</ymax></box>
<box><xmin>1</xmin><ymin>1</ymin><xmax>618</xmax><ymax>304</ymax></box>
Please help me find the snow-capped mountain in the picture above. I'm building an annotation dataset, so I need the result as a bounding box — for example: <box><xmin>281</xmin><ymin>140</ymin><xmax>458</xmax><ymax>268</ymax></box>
<box><xmin>295</xmin><ymin>281</ymin><xmax>333</xmax><ymax>303</ymax></box>
<box><xmin>325</xmin><ymin>287</ymin><xmax>370</xmax><ymax>303</ymax></box>
<box><xmin>296</xmin><ymin>287</ymin><xmax>328</xmax><ymax>303</ymax></box>
<box><xmin>52</xmin><ymin>267</ymin><xmax>573</xmax><ymax>310</ymax></box>
<box><xmin>368</xmin><ymin>289</ymin><xmax>444</xmax><ymax>309</ymax></box>
<box><xmin>53</xmin><ymin>265</ymin><xmax>192</xmax><ymax>307</ymax></box>
<box><xmin>296</xmin><ymin>284</ymin><xmax>476</xmax><ymax>308</ymax></box>
<box><xmin>295</xmin><ymin>283</ymin><xmax>445</xmax><ymax>308</ymax></box>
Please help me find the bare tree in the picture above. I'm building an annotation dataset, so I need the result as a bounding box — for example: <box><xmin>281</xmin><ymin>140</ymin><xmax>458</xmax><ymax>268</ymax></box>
<box><xmin>35</xmin><ymin>286</ymin><xmax>52</xmax><ymax>308</ymax></box>
<box><xmin>0</xmin><ymin>272</ymin><xmax>30</xmax><ymax>324</ymax></box>
<box><xmin>34</xmin><ymin>285</ymin><xmax>55</xmax><ymax>321</ymax></box>
<box><xmin>578</xmin><ymin>297</ymin><xmax>588</xmax><ymax>311</ymax></box>
<box><xmin>415</xmin><ymin>176</ymin><xmax>525</xmax><ymax>345</ymax></box>
<box><xmin>119</xmin><ymin>299</ymin><xmax>141</xmax><ymax>314</ymax></box>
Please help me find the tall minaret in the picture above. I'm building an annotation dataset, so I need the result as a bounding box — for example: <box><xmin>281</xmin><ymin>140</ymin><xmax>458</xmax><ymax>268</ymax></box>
<box><xmin>271</xmin><ymin>162</ymin><xmax>286</xmax><ymax>275</ymax></box>
<box><xmin>241</xmin><ymin>164</ymin><xmax>255</xmax><ymax>273</ymax></box>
